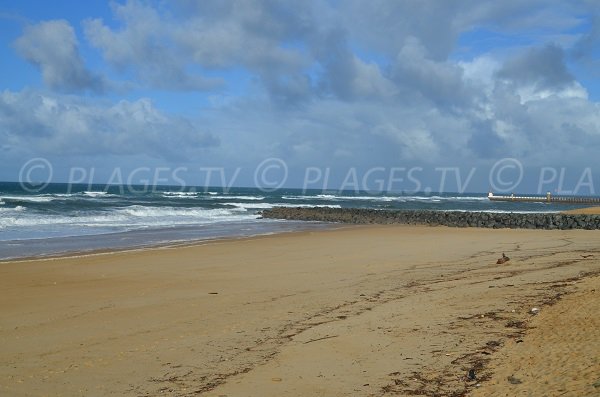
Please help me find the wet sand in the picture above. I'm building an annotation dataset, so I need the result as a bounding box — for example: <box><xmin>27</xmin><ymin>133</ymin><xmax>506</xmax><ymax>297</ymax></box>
<box><xmin>1</xmin><ymin>225</ymin><xmax>599</xmax><ymax>396</ymax></box>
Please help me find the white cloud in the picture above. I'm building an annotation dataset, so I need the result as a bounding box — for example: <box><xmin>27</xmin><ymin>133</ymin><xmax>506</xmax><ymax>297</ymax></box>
<box><xmin>515</xmin><ymin>82</ymin><xmax>588</xmax><ymax>103</ymax></box>
<box><xmin>0</xmin><ymin>90</ymin><xmax>218</xmax><ymax>159</ymax></box>
<box><xmin>459</xmin><ymin>56</ymin><xmax>500</xmax><ymax>88</ymax></box>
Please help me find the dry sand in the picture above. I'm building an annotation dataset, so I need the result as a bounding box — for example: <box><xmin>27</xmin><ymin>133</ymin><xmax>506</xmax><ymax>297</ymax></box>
<box><xmin>563</xmin><ymin>206</ymin><xmax>600</xmax><ymax>215</ymax></box>
<box><xmin>1</xmin><ymin>225</ymin><xmax>599</xmax><ymax>396</ymax></box>
<box><xmin>470</xmin><ymin>279</ymin><xmax>599</xmax><ymax>397</ymax></box>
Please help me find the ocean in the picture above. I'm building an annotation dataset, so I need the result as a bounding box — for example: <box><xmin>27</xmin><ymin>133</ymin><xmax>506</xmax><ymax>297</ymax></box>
<box><xmin>0</xmin><ymin>182</ymin><xmax>588</xmax><ymax>260</ymax></box>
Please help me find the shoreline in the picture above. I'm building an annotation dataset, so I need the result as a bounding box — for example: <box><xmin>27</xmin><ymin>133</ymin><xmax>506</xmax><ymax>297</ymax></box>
<box><xmin>0</xmin><ymin>219</ymin><xmax>335</xmax><ymax>262</ymax></box>
<box><xmin>5</xmin><ymin>204</ymin><xmax>600</xmax><ymax>262</ymax></box>
<box><xmin>0</xmin><ymin>225</ymin><xmax>347</xmax><ymax>265</ymax></box>
<box><xmin>1</xmin><ymin>225</ymin><xmax>599</xmax><ymax>396</ymax></box>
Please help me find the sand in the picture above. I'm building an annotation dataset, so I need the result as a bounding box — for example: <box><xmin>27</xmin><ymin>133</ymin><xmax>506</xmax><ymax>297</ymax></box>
<box><xmin>563</xmin><ymin>206</ymin><xmax>600</xmax><ymax>215</ymax></box>
<box><xmin>470</xmin><ymin>279</ymin><xmax>599</xmax><ymax>396</ymax></box>
<box><xmin>1</xmin><ymin>225</ymin><xmax>599</xmax><ymax>396</ymax></box>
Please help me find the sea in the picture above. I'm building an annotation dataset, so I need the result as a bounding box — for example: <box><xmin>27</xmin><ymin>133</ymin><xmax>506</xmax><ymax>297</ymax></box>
<box><xmin>0</xmin><ymin>182</ymin><xmax>589</xmax><ymax>260</ymax></box>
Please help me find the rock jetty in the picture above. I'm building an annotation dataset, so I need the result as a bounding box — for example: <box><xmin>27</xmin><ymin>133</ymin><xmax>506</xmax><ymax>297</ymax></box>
<box><xmin>261</xmin><ymin>207</ymin><xmax>600</xmax><ymax>230</ymax></box>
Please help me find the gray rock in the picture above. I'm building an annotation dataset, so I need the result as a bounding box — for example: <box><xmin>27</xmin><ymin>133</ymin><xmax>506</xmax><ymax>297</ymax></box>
<box><xmin>260</xmin><ymin>208</ymin><xmax>600</xmax><ymax>230</ymax></box>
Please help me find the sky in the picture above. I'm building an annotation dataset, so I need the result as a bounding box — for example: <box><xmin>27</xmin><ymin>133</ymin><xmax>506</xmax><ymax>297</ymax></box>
<box><xmin>1</xmin><ymin>0</ymin><xmax>599</xmax><ymax>193</ymax></box>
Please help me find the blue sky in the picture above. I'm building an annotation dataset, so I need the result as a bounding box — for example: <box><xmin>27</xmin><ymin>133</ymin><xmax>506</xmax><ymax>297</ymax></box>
<box><xmin>1</xmin><ymin>1</ymin><xmax>599</xmax><ymax>193</ymax></box>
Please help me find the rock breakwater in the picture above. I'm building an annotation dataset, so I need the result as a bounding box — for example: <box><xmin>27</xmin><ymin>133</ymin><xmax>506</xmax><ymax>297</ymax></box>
<box><xmin>261</xmin><ymin>207</ymin><xmax>600</xmax><ymax>230</ymax></box>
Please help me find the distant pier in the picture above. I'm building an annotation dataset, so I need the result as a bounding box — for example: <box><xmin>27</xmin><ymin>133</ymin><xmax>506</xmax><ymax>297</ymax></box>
<box><xmin>488</xmin><ymin>192</ymin><xmax>600</xmax><ymax>205</ymax></box>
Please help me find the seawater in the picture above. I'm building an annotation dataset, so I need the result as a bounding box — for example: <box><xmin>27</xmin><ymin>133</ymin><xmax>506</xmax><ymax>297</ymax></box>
<box><xmin>0</xmin><ymin>182</ymin><xmax>589</xmax><ymax>260</ymax></box>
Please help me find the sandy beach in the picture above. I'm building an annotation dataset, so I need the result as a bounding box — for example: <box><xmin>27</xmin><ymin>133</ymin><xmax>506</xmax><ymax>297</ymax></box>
<box><xmin>1</xmin><ymin>225</ymin><xmax>599</xmax><ymax>396</ymax></box>
<box><xmin>563</xmin><ymin>206</ymin><xmax>600</xmax><ymax>215</ymax></box>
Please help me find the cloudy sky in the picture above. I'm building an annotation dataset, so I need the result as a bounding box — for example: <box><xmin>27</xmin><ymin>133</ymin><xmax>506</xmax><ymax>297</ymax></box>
<box><xmin>1</xmin><ymin>0</ymin><xmax>599</xmax><ymax>192</ymax></box>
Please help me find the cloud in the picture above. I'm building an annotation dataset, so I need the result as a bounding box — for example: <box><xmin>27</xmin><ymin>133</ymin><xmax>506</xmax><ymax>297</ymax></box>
<box><xmin>196</xmin><ymin>56</ymin><xmax>600</xmax><ymax>171</ymax></box>
<box><xmin>496</xmin><ymin>44</ymin><xmax>574</xmax><ymax>90</ymax></box>
<box><xmin>83</xmin><ymin>3</ymin><xmax>223</xmax><ymax>92</ymax></box>
<box><xmin>14</xmin><ymin>20</ymin><xmax>104</xmax><ymax>93</ymax></box>
<box><xmin>336</xmin><ymin>0</ymin><xmax>584</xmax><ymax>61</ymax></box>
<box><xmin>0</xmin><ymin>90</ymin><xmax>218</xmax><ymax>160</ymax></box>
<box><xmin>339</xmin><ymin>0</ymin><xmax>471</xmax><ymax>60</ymax></box>
<box><xmin>83</xmin><ymin>0</ymin><xmax>312</xmax><ymax>94</ymax></box>
<box><xmin>79</xmin><ymin>1</ymin><xmax>598</xmax><ymax>104</ymax></box>
<box><xmin>390</xmin><ymin>37</ymin><xmax>472</xmax><ymax>108</ymax></box>
<box><xmin>571</xmin><ymin>11</ymin><xmax>600</xmax><ymax>77</ymax></box>
<box><xmin>5</xmin><ymin>0</ymin><xmax>600</xmax><ymax>189</ymax></box>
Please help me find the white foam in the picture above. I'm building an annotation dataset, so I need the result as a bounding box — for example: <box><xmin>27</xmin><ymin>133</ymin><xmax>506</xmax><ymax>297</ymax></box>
<box><xmin>162</xmin><ymin>192</ymin><xmax>199</xmax><ymax>198</ymax></box>
<box><xmin>0</xmin><ymin>192</ymin><xmax>121</xmax><ymax>202</ymax></box>
<box><xmin>163</xmin><ymin>191</ymin><xmax>197</xmax><ymax>196</ymax></box>
<box><xmin>284</xmin><ymin>194</ymin><xmax>487</xmax><ymax>203</ymax></box>
<box><xmin>83</xmin><ymin>191</ymin><xmax>109</xmax><ymax>197</ymax></box>
<box><xmin>283</xmin><ymin>194</ymin><xmax>387</xmax><ymax>201</ymax></box>
<box><xmin>117</xmin><ymin>205</ymin><xmax>247</xmax><ymax>218</ymax></box>
<box><xmin>288</xmin><ymin>203</ymin><xmax>341</xmax><ymax>208</ymax></box>
<box><xmin>339</xmin><ymin>196</ymin><xmax>394</xmax><ymax>201</ymax></box>
<box><xmin>444</xmin><ymin>209</ymin><xmax>560</xmax><ymax>214</ymax></box>
<box><xmin>227</xmin><ymin>202</ymin><xmax>341</xmax><ymax>210</ymax></box>
<box><xmin>1</xmin><ymin>195</ymin><xmax>55</xmax><ymax>203</ymax></box>
<box><xmin>423</xmin><ymin>195</ymin><xmax>487</xmax><ymax>201</ymax></box>
<box><xmin>211</xmin><ymin>195</ymin><xmax>265</xmax><ymax>201</ymax></box>
<box><xmin>0</xmin><ymin>205</ymin><xmax>258</xmax><ymax>237</ymax></box>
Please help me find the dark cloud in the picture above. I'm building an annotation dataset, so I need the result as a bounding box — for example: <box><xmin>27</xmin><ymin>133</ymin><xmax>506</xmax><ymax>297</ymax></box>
<box><xmin>308</xmin><ymin>29</ymin><xmax>390</xmax><ymax>102</ymax></box>
<box><xmin>340</xmin><ymin>0</ymin><xmax>469</xmax><ymax>61</ymax></box>
<box><xmin>337</xmin><ymin>0</ymin><xmax>576</xmax><ymax>61</ymax></box>
<box><xmin>467</xmin><ymin>121</ymin><xmax>507</xmax><ymax>158</ymax></box>
<box><xmin>14</xmin><ymin>20</ymin><xmax>105</xmax><ymax>93</ymax></box>
<box><xmin>390</xmin><ymin>37</ymin><xmax>470</xmax><ymax>108</ymax></box>
<box><xmin>571</xmin><ymin>12</ymin><xmax>600</xmax><ymax>76</ymax></box>
<box><xmin>260</xmin><ymin>73</ymin><xmax>313</xmax><ymax>106</ymax></box>
<box><xmin>496</xmin><ymin>44</ymin><xmax>574</xmax><ymax>90</ymax></box>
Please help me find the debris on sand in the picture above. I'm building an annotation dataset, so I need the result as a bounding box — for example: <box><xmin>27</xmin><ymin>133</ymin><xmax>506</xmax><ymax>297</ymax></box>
<box><xmin>468</xmin><ymin>369</ymin><xmax>476</xmax><ymax>380</ymax></box>
<box><xmin>496</xmin><ymin>253</ymin><xmax>510</xmax><ymax>264</ymax></box>
<box><xmin>507</xmin><ymin>375</ymin><xmax>522</xmax><ymax>384</ymax></box>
